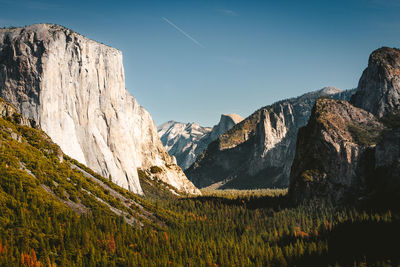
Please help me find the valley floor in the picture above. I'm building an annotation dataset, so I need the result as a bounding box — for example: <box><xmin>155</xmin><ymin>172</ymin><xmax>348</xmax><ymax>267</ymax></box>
<box><xmin>132</xmin><ymin>180</ymin><xmax>400</xmax><ymax>266</ymax></box>
<box><xmin>1</xmin><ymin>160</ymin><xmax>399</xmax><ymax>266</ymax></box>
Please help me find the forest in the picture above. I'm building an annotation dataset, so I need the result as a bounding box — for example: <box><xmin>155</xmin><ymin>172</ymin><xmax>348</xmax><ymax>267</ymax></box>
<box><xmin>0</xmin><ymin>102</ymin><xmax>399</xmax><ymax>266</ymax></box>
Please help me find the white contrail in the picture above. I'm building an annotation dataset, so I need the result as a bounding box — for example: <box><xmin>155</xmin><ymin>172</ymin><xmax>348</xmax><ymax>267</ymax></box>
<box><xmin>162</xmin><ymin>17</ymin><xmax>205</xmax><ymax>48</ymax></box>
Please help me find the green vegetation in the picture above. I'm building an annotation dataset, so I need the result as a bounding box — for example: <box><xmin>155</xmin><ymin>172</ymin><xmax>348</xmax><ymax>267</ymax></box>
<box><xmin>0</xmin><ymin>104</ymin><xmax>167</xmax><ymax>265</ymax></box>
<box><xmin>300</xmin><ymin>169</ymin><xmax>321</xmax><ymax>182</ymax></box>
<box><xmin>219</xmin><ymin>167</ymin><xmax>288</xmax><ymax>190</ymax></box>
<box><xmin>150</xmin><ymin>166</ymin><xmax>163</xmax><ymax>174</ymax></box>
<box><xmin>138</xmin><ymin>189</ymin><xmax>399</xmax><ymax>267</ymax></box>
<box><xmin>313</xmin><ymin>98</ymin><xmax>385</xmax><ymax>147</ymax></box>
<box><xmin>380</xmin><ymin>111</ymin><xmax>400</xmax><ymax>128</ymax></box>
<box><xmin>201</xmin><ymin>188</ymin><xmax>287</xmax><ymax>199</ymax></box>
<box><xmin>218</xmin><ymin>110</ymin><xmax>261</xmax><ymax>150</ymax></box>
<box><xmin>0</xmin><ymin>99</ymin><xmax>399</xmax><ymax>266</ymax></box>
<box><xmin>138</xmin><ymin>169</ymin><xmax>182</xmax><ymax>201</ymax></box>
<box><xmin>347</xmin><ymin>122</ymin><xmax>384</xmax><ymax>146</ymax></box>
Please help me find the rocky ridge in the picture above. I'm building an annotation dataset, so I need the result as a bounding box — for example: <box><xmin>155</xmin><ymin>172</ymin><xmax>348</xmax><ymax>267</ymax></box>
<box><xmin>351</xmin><ymin>47</ymin><xmax>400</xmax><ymax>118</ymax></box>
<box><xmin>185</xmin><ymin>87</ymin><xmax>355</xmax><ymax>189</ymax></box>
<box><xmin>289</xmin><ymin>47</ymin><xmax>400</xmax><ymax>204</ymax></box>
<box><xmin>288</xmin><ymin>98</ymin><xmax>385</xmax><ymax>204</ymax></box>
<box><xmin>158</xmin><ymin>113</ymin><xmax>242</xmax><ymax>170</ymax></box>
<box><xmin>0</xmin><ymin>96</ymin><xmax>166</xmax><ymax>227</ymax></box>
<box><xmin>0</xmin><ymin>24</ymin><xmax>200</xmax><ymax>195</ymax></box>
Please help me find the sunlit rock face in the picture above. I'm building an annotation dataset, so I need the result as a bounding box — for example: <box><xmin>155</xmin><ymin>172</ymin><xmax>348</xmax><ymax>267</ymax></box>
<box><xmin>290</xmin><ymin>47</ymin><xmax>400</xmax><ymax>204</ymax></box>
<box><xmin>185</xmin><ymin>87</ymin><xmax>355</xmax><ymax>189</ymax></box>
<box><xmin>288</xmin><ymin>98</ymin><xmax>384</xmax><ymax>204</ymax></box>
<box><xmin>351</xmin><ymin>47</ymin><xmax>400</xmax><ymax>118</ymax></box>
<box><xmin>0</xmin><ymin>24</ymin><xmax>200</xmax><ymax>195</ymax></box>
<box><xmin>158</xmin><ymin>114</ymin><xmax>242</xmax><ymax>170</ymax></box>
<box><xmin>158</xmin><ymin>121</ymin><xmax>212</xmax><ymax>170</ymax></box>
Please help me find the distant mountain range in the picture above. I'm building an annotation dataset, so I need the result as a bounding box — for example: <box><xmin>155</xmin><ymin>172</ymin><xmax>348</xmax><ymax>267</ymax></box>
<box><xmin>1</xmin><ymin>24</ymin><xmax>398</xmax><ymax>207</ymax></box>
<box><xmin>185</xmin><ymin>87</ymin><xmax>355</xmax><ymax>189</ymax></box>
<box><xmin>158</xmin><ymin>114</ymin><xmax>243</xmax><ymax>170</ymax></box>
<box><xmin>1</xmin><ymin>22</ymin><xmax>399</xmax><ymax>267</ymax></box>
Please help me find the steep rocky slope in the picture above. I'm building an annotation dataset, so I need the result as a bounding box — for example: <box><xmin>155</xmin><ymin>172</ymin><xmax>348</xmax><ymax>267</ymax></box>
<box><xmin>158</xmin><ymin>114</ymin><xmax>242</xmax><ymax>170</ymax></box>
<box><xmin>186</xmin><ymin>87</ymin><xmax>355</xmax><ymax>189</ymax></box>
<box><xmin>288</xmin><ymin>98</ymin><xmax>385</xmax><ymax>204</ymax></box>
<box><xmin>290</xmin><ymin>47</ymin><xmax>400</xmax><ymax>204</ymax></box>
<box><xmin>0</xmin><ymin>97</ymin><xmax>164</xmax><ymax>227</ymax></box>
<box><xmin>158</xmin><ymin>121</ymin><xmax>212</xmax><ymax>170</ymax></box>
<box><xmin>0</xmin><ymin>97</ymin><xmax>215</xmax><ymax>265</ymax></box>
<box><xmin>351</xmin><ymin>47</ymin><xmax>400</xmax><ymax>118</ymax></box>
<box><xmin>0</xmin><ymin>24</ymin><xmax>199</xmax><ymax>195</ymax></box>
<box><xmin>208</xmin><ymin>114</ymin><xmax>243</xmax><ymax>142</ymax></box>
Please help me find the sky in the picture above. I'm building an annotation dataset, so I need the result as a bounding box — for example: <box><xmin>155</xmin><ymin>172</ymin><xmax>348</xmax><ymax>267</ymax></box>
<box><xmin>1</xmin><ymin>0</ymin><xmax>400</xmax><ymax>126</ymax></box>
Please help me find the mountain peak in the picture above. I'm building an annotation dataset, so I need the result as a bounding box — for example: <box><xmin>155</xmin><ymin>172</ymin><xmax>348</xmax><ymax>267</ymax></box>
<box><xmin>209</xmin><ymin>113</ymin><xmax>243</xmax><ymax>142</ymax></box>
<box><xmin>158</xmin><ymin>113</ymin><xmax>242</xmax><ymax>170</ymax></box>
<box><xmin>370</xmin><ymin>46</ymin><xmax>400</xmax><ymax>63</ymax></box>
<box><xmin>289</xmin><ymin>98</ymin><xmax>385</xmax><ymax>204</ymax></box>
<box><xmin>0</xmin><ymin>23</ymin><xmax>118</xmax><ymax>52</ymax></box>
<box><xmin>185</xmin><ymin>88</ymin><xmax>355</xmax><ymax>189</ymax></box>
<box><xmin>221</xmin><ymin>113</ymin><xmax>243</xmax><ymax>124</ymax></box>
<box><xmin>0</xmin><ymin>23</ymin><xmax>199</xmax><ymax>195</ymax></box>
<box><xmin>351</xmin><ymin>46</ymin><xmax>400</xmax><ymax>118</ymax></box>
<box><xmin>319</xmin><ymin>86</ymin><xmax>342</xmax><ymax>95</ymax></box>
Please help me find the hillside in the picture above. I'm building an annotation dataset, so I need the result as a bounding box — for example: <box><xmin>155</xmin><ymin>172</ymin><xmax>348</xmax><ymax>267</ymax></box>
<box><xmin>289</xmin><ymin>47</ymin><xmax>400</xmax><ymax>205</ymax></box>
<box><xmin>0</xmin><ymin>97</ymin><xmax>398</xmax><ymax>266</ymax></box>
<box><xmin>289</xmin><ymin>98</ymin><xmax>386</xmax><ymax>204</ymax></box>
<box><xmin>0</xmin><ymin>23</ymin><xmax>199</xmax><ymax>195</ymax></box>
<box><xmin>0</xmin><ymin>97</ymin><xmax>183</xmax><ymax>265</ymax></box>
<box><xmin>158</xmin><ymin>121</ymin><xmax>212</xmax><ymax>170</ymax></box>
<box><xmin>186</xmin><ymin>87</ymin><xmax>355</xmax><ymax>189</ymax></box>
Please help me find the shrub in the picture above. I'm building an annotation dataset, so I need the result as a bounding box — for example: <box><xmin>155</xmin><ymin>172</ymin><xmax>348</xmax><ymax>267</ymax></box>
<box><xmin>150</xmin><ymin>166</ymin><xmax>163</xmax><ymax>174</ymax></box>
<box><xmin>347</xmin><ymin>122</ymin><xmax>383</xmax><ymax>146</ymax></box>
<box><xmin>380</xmin><ymin>112</ymin><xmax>400</xmax><ymax>128</ymax></box>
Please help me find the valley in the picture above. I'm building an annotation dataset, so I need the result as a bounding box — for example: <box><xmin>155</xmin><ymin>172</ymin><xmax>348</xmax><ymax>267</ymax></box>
<box><xmin>0</xmin><ymin>98</ymin><xmax>397</xmax><ymax>266</ymax></box>
<box><xmin>0</xmin><ymin>20</ymin><xmax>399</xmax><ymax>266</ymax></box>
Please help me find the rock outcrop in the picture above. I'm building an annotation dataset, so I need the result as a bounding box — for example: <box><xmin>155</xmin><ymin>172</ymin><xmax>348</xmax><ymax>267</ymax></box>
<box><xmin>158</xmin><ymin>121</ymin><xmax>212</xmax><ymax>170</ymax></box>
<box><xmin>0</xmin><ymin>97</ymin><xmax>36</xmax><ymax>128</ymax></box>
<box><xmin>351</xmin><ymin>47</ymin><xmax>400</xmax><ymax>118</ymax></box>
<box><xmin>374</xmin><ymin>126</ymin><xmax>400</xmax><ymax>201</ymax></box>
<box><xmin>290</xmin><ymin>47</ymin><xmax>400</xmax><ymax>205</ymax></box>
<box><xmin>288</xmin><ymin>98</ymin><xmax>385</xmax><ymax>204</ymax></box>
<box><xmin>0</xmin><ymin>24</ymin><xmax>200</xmax><ymax>195</ymax></box>
<box><xmin>186</xmin><ymin>87</ymin><xmax>355</xmax><ymax>189</ymax></box>
<box><xmin>208</xmin><ymin>114</ymin><xmax>243</xmax><ymax>142</ymax></box>
<box><xmin>158</xmin><ymin>113</ymin><xmax>242</xmax><ymax>170</ymax></box>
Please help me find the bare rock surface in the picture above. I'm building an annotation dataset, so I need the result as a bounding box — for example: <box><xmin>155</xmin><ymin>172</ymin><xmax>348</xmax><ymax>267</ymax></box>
<box><xmin>290</xmin><ymin>47</ymin><xmax>400</xmax><ymax>204</ymax></box>
<box><xmin>185</xmin><ymin>87</ymin><xmax>355</xmax><ymax>189</ymax></box>
<box><xmin>0</xmin><ymin>24</ymin><xmax>199</xmax><ymax>195</ymax></box>
<box><xmin>351</xmin><ymin>47</ymin><xmax>400</xmax><ymax>118</ymax></box>
<box><xmin>158</xmin><ymin>113</ymin><xmax>242</xmax><ymax>170</ymax></box>
<box><xmin>288</xmin><ymin>98</ymin><xmax>384</xmax><ymax>204</ymax></box>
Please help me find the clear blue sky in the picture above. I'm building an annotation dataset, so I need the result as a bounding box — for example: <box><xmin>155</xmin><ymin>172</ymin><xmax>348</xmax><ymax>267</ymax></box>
<box><xmin>1</xmin><ymin>0</ymin><xmax>399</xmax><ymax>126</ymax></box>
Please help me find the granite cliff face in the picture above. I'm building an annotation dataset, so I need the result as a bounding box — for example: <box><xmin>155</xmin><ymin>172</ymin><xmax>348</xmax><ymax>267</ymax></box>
<box><xmin>158</xmin><ymin>114</ymin><xmax>242</xmax><ymax>170</ymax></box>
<box><xmin>290</xmin><ymin>47</ymin><xmax>400</xmax><ymax>204</ymax></box>
<box><xmin>0</xmin><ymin>97</ymin><xmax>36</xmax><ymax>128</ymax></box>
<box><xmin>186</xmin><ymin>87</ymin><xmax>355</xmax><ymax>189</ymax></box>
<box><xmin>351</xmin><ymin>47</ymin><xmax>400</xmax><ymax>118</ymax></box>
<box><xmin>208</xmin><ymin>114</ymin><xmax>243</xmax><ymax>142</ymax></box>
<box><xmin>0</xmin><ymin>24</ymin><xmax>200</xmax><ymax>195</ymax></box>
<box><xmin>288</xmin><ymin>98</ymin><xmax>384</xmax><ymax>204</ymax></box>
<box><xmin>374</xmin><ymin>126</ymin><xmax>400</xmax><ymax>193</ymax></box>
